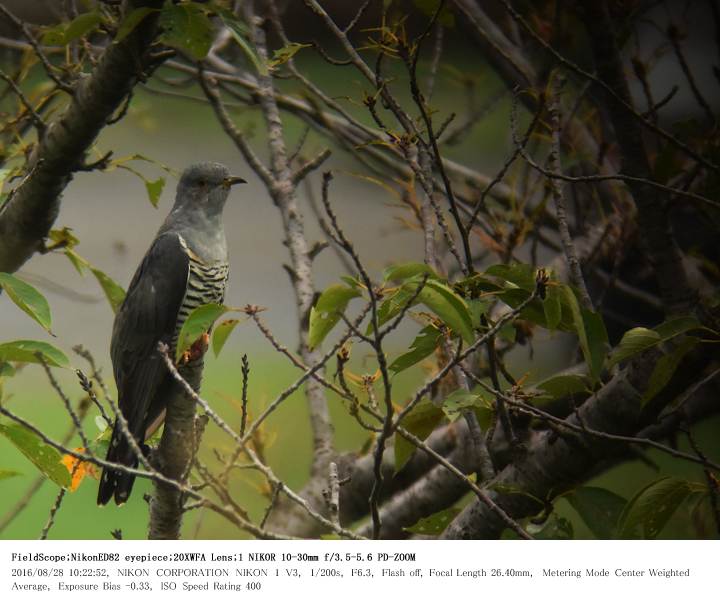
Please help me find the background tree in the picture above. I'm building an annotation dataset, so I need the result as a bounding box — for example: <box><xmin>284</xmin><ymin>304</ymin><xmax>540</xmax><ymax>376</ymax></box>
<box><xmin>0</xmin><ymin>0</ymin><xmax>718</xmax><ymax>540</ymax></box>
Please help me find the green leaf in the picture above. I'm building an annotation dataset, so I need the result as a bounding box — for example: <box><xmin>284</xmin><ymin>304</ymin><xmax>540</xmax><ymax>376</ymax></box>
<box><xmin>64</xmin><ymin>250</ymin><xmax>125</xmax><ymax>313</ymax></box>
<box><xmin>0</xmin><ymin>272</ymin><xmax>53</xmax><ymax>333</ymax></box>
<box><xmin>619</xmin><ymin>477</ymin><xmax>703</xmax><ymax>539</ymax></box>
<box><xmin>561</xmin><ymin>286</ymin><xmax>608</xmax><ymax>381</ymax></box>
<box><xmin>308</xmin><ymin>285</ymin><xmax>361</xmax><ymax>350</ymax></box>
<box><xmin>64</xmin><ymin>10</ymin><xmax>103</xmax><ymax>42</ymax></box>
<box><xmin>414</xmin><ymin>279</ymin><xmax>474</xmax><ymax>344</ymax></box>
<box><xmin>94</xmin><ymin>415</ymin><xmax>109</xmax><ymax>433</ymax></box>
<box><xmin>486</xmin><ymin>263</ymin><xmax>536</xmax><ymax>291</ymax></box>
<box><xmin>176</xmin><ymin>303</ymin><xmax>230</xmax><ymax>362</ymax></box>
<box><xmin>219</xmin><ymin>11</ymin><xmax>269</xmax><ymax>75</ymax></box>
<box><xmin>404</xmin><ymin>507</ymin><xmax>461</xmax><ymax>535</ymax></box>
<box><xmin>144</xmin><ymin>177</ymin><xmax>165</xmax><ymax>207</ymax></box>
<box><xmin>115</xmin><ymin>6</ymin><xmax>159</xmax><ymax>42</ymax></box>
<box><xmin>532</xmin><ymin>374</ymin><xmax>590</xmax><ymax>406</ymax></box>
<box><xmin>395</xmin><ymin>401</ymin><xmax>444</xmax><ymax>471</ymax></box>
<box><xmin>0</xmin><ymin>340</ymin><xmax>69</xmax><ymax>368</ymax></box>
<box><xmin>466</xmin><ymin>298</ymin><xmax>490</xmax><ymax>330</ymax></box>
<box><xmin>581</xmin><ymin>306</ymin><xmax>609</xmax><ymax>380</ymax></box>
<box><xmin>212</xmin><ymin>318</ymin><xmax>243</xmax><ymax>357</ymax></box>
<box><xmin>268</xmin><ymin>42</ymin><xmax>311</xmax><ymax>69</ymax></box>
<box><xmin>49</xmin><ymin>227</ymin><xmax>80</xmax><ymax>250</ymax></box>
<box><xmin>608</xmin><ymin>316</ymin><xmax>701</xmax><ymax>368</ymax></box>
<box><xmin>375</xmin><ymin>288</ymin><xmax>415</xmax><ymax>329</ymax></box>
<box><xmin>90</xmin><ymin>268</ymin><xmax>126</xmax><ymax>314</ymax></box>
<box><xmin>440</xmin><ymin>388</ymin><xmax>492</xmax><ymax>424</ymax></box>
<box><xmin>389</xmin><ymin>325</ymin><xmax>441</xmax><ymax>374</ymax></box>
<box><xmin>654</xmin><ymin>316</ymin><xmax>702</xmax><ymax>340</ymax></box>
<box><xmin>340</xmin><ymin>275</ymin><xmax>364</xmax><ymax>290</ymax></box>
<box><xmin>0</xmin><ymin>168</ymin><xmax>12</xmax><ymax>206</ymax></box>
<box><xmin>543</xmin><ymin>284</ymin><xmax>562</xmax><ymax>330</ymax></box>
<box><xmin>0</xmin><ymin>361</ymin><xmax>15</xmax><ymax>378</ymax></box>
<box><xmin>564</xmin><ymin>486</ymin><xmax>627</xmax><ymax>539</ymax></box>
<box><xmin>0</xmin><ymin>167</ymin><xmax>12</xmax><ymax>190</ymax></box>
<box><xmin>0</xmin><ymin>423</ymin><xmax>71</xmax><ymax>487</ymax></box>
<box><xmin>642</xmin><ymin>337</ymin><xmax>699</xmax><ymax>405</ymax></box>
<box><xmin>159</xmin><ymin>2</ymin><xmax>214</xmax><ymax>60</ymax></box>
<box><xmin>0</xmin><ymin>469</ymin><xmax>21</xmax><ymax>481</ymax></box>
<box><xmin>608</xmin><ymin>327</ymin><xmax>660</xmax><ymax>367</ymax></box>
<box><xmin>41</xmin><ymin>25</ymin><xmax>68</xmax><ymax>46</ymax></box>
<box><xmin>61</xmin><ymin>250</ymin><xmax>82</xmax><ymax>277</ymax></box>
<box><xmin>41</xmin><ymin>11</ymin><xmax>102</xmax><ymax>45</ymax></box>
<box><xmin>383</xmin><ymin>262</ymin><xmax>439</xmax><ymax>283</ymax></box>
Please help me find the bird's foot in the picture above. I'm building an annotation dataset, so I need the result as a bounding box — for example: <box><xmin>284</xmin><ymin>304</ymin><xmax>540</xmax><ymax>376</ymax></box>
<box><xmin>180</xmin><ymin>332</ymin><xmax>210</xmax><ymax>365</ymax></box>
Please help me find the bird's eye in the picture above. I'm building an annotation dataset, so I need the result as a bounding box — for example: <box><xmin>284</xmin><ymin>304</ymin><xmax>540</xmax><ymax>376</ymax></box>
<box><xmin>198</xmin><ymin>179</ymin><xmax>207</xmax><ymax>187</ymax></box>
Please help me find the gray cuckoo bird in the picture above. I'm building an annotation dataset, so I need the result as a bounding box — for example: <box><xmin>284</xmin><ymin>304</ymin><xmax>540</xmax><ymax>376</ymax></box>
<box><xmin>97</xmin><ymin>162</ymin><xmax>245</xmax><ymax>506</ymax></box>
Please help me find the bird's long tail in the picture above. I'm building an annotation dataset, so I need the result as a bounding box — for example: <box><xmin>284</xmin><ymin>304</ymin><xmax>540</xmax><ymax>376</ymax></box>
<box><xmin>97</xmin><ymin>420</ymin><xmax>139</xmax><ymax>506</ymax></box>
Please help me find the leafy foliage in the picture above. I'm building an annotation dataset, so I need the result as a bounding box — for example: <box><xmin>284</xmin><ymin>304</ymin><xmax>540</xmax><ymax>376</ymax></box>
<box><xmin>212</xmin><ymin>318</ymin><xmax>244</xmax><ymax>357</ymax></box>
<box><xmin>642</xmin><ymin>336</ymin><xmax>699</xmax><ymax>405</ymax></box>
<box><xmin>404</xmin><ymin>507</ymin><xmax>461</xmax><ymax>535</ymax></box>
<box><xmin>564</xmin><ymin>486</ymin><xmax>627</xmax><ymax>539</ymax></box>
<box><xmin>560</xmin><ymin>286</ymin><xmax>608</xmax><ymax>381</ymax></box>
<box><xmin>0</xmin><ymin>423</ymin><xmax>71</xmax><ymax>488</ymax></box>
<box><xmin>308</xmin><ymin>284</ymin><xmax>361</xmax><ymax>350</ymax></box>
<box><xmin>618</xmin><ymin>477</ymin><xmax>706</xmax><ymax>539</ymax></box>
<box><xmin>42</xmin><ymin>10</ymin><xmax>103</xmax><ymax>46</ymax></box>
<box><xmin>531</xmin><ymin>374</ymin><xmax>590</xmax><ymax>406</ymax></box>
<box><xmin>158</xmin><ymin>1</ymin><xmax>214</xmax><ymax>60</ymax></box>
<box><xmin>217</xmin><ymin>8</ymin><xmax>268</xmax><ymax>75</ymax></box>
<box><xmin>0</xmin><ymin>272</ymin><xmax>53</xmax><ymax>333</ymax></box>
<box><xmin>0</xmin><ymin>340</ymin><xmax>69</xmax><ymax>368</ymax></box>
<box><xmin>389</xmin><ymin>324</ymin><xmax>441</xmax><ymax>374</ymax></box>
<box><xmin>61</xmin><ymin>449</ymin><xmax>99</xmax><ymax>492</ymax></box>
<box><xmin>394</xmin><ymin>401</ymin><xmax>444</xmax><ymax>471</ymax></box>
<box><xmin>440</xmin><ymin>388</ymin><xmax>492</xmax><ymax>425</ymax></box>
<box><xmin>268</xmin><ymin>43</ymin><xmax>312</xmax><ymax>70</ymax></box>
<box><xmin>608</xmin><ymin>316</ymin><xmax>701</xmax><ymax>367</ymax></box>
<box><xmin>62</xmin><ymin>246</ymin><xmax>126</xmax><ymax>313</ymax></box>
<box><xmin>144</xmin><ymin>177</ymin><xmax>166</xmax><ymax>207</ymax></box>
<box><xmin>176</xmin><ymin>303</ymin><xmax>231</xmax><ymax>362</ymax></box>
<box><xmin>115</xmin><ymin>6</ymin><xmax>159</xmax><ymax>41</ymax></box>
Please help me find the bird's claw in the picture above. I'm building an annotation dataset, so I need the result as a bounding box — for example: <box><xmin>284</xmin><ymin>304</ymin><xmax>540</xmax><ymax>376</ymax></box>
<box><xmin>180</xmin><ymin>332</ymin><xmax>210</xmax><ymax>365</ymax></box>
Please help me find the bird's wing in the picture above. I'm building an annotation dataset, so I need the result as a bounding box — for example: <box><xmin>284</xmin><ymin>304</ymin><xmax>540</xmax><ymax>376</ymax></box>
<box><xmin>110</xmin><ymin>232</ymin><xmax>189</xmax><ymax>438</ymax></box>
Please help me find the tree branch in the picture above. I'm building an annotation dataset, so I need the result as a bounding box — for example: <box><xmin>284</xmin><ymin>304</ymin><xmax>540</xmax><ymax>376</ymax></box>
<box><xmin>0</xmin><ymin>0</ymin><xmax>165</xmax><ymax>274</ymax></box>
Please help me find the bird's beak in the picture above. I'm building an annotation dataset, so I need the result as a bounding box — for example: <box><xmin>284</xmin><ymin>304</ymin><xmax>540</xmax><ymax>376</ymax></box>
<box><xmin>224</xmin><ymin>176</ymin><xmax>247</xmax><ymax>187</ymax></box>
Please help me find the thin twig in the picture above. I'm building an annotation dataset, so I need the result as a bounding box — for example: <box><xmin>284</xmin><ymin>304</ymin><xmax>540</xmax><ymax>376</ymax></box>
<box><xmin>240</xmin><ymin>354</ymin><xmax>250</xmax><ymax>438</ymax></box>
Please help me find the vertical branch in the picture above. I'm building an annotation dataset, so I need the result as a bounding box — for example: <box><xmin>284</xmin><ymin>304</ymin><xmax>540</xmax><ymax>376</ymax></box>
<box><xmin>318</xmin><ymin>171</ymin><xmax>392</xmax><ymax>539</ymax></box>
<box><xmin>326</xmin><ymin>461</ymin><xmax>340</xmax><ymax>526</ymax></box>
<box><xmin>578</xmin><ymin>1</ymin><xmax>695</xmax><ymax>315</ymax></box>
<box><xmin>241</xmin><ymin>0</ymin><xmax>334</xmax><ymax>532</ymax></box>
<box><xmin>149</xmin><ymin>353</ymin><xmax>206</xmax><ymax>540</ymax></box>
<box><xmin>547</xmin><ymin>72</ymin><xmax>594</xmax><ymax>310</ymax></box>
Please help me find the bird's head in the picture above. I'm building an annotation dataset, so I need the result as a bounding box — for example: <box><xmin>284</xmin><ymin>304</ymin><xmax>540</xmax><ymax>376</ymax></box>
<box><xmin>175</xmin><ymin>162</ymin><xmax>246</xmax><ymax>218</ymax></box>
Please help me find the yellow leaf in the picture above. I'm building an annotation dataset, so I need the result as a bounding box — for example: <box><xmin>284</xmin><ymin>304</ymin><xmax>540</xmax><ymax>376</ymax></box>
<box><xmin>61</xmin><ymin>448</ymin><xmax>98</xmax><ymax>492</ymax></box>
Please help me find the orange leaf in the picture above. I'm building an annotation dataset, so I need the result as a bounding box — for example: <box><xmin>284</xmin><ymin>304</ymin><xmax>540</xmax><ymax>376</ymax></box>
<box><xmin>61</xmin><ymin>448</ymin><xmax>98</xmax><ymax>492</ymax></box>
